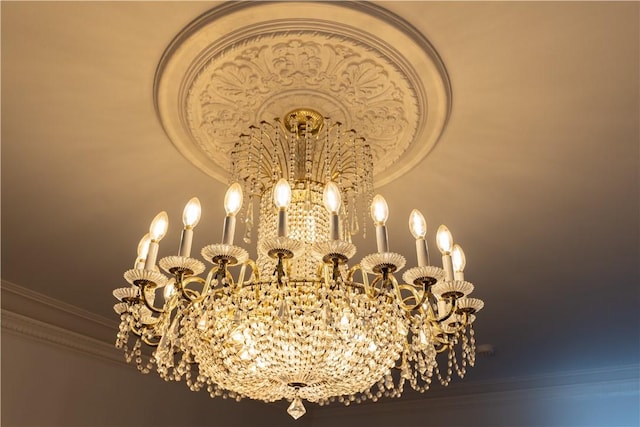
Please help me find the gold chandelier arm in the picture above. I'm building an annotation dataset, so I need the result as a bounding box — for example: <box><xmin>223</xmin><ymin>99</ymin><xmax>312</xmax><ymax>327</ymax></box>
<box><xmin>436</xmin><ymin>296</ymin><xmax>458</xmax><ymax>324</ymax></box>
<box><xmin>202</xmin><ymin>265</ymin><xmax>220</xmax><ymax>295</ymax></box>
<box><xmin>346</xmin><ymin>264</ymin><xmax>362</xmax><ymax>283</ymax></box>
<box><xmin>237</xmin><ymin>259</ymin><xmax>260</xmax><ymax>287</ymax></box>
<box><xmin>367</xmin><ymin>276</ymin><xmax>383</xmax><ymax>298</ymax></box>
<box><xmin>394</xmin><ymin>282</ymin><xmax>429</xmax><ymax>312</ymax></box>
<box><xmin>140</xmin><ymin>282</ymin><xmax>164</xmax><ymax>314</ymax></box>
<box><xmin>180</xmin><ymin>274</ymin><xmax>207</xmax><ymax>302</ymax></box>
<box><xmin>141</xmin><ymin>334</ymin><xmax>161</xmax><ymax>347</ymax></box>
<box><xmin>434</xmin><ymin>341</ymin><xmax>450</xmax><ymax>353</ymax></box>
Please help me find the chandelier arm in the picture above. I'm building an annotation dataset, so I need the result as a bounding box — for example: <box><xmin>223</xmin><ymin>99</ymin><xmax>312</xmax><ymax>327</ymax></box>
<box><xmin>179</xmin><ymin>275</ymin><xmax>210</xmax><ymax>303</ymax></box>
<box><xmin>434</xmin><ymin>341</ymin><xmax>449</xmax><ymax>353</ymax></box>
<box><xmin>140</xmin><ymin>283</ymin><xmax>165</xmax><ymax>314</ymax></box>
<box><xmin>459</xmin><ymin>310</ymin><xmax>469</xmax><ymax>327</ymax></box>
<box><xmin>421</xmin><ymin>293</ymin><xmax>440</xmax><ymax>325</ymax></box>
<box><xmin>346</xmin><ymin>264</ymin><xmax>362</xmax><ymax>283</ymax></box>
<box><xmin>127</xmin><ymin>316</ymin><xmax>147</xmax><ymax>338</ymax></box>
<box><xmin>367</xmin><ymin>276</ymin><xmax>383</xmax><ymax>299</ymax></box>
<box><xmin>141</xmin><ymin>334</ymin><xmax>161</xmax><ymax>347</ymax></box>
<box><xmin>202</xmin><ymin>265</ymin><xmax>221</xmax><ymax>296</ymax></box>
<box><xmin>436</xmin><ymin>296</ymin><xmax>458</xmax><ymax>324</ymax></box>
<box><xmin>395</xmin><ymin>283</ymin><xmax>428</xmax><ymax>312</ymax></box>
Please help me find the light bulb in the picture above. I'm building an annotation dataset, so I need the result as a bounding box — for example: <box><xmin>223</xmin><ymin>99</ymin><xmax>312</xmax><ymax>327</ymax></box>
<box><xmin>409</xmin><ymin>209</ymin><xmax>427</xmax><ymax>239</ymax></box>
<box><xmin>436</xmin><ymin>224</ymin><xmax>453</xmax><ymax>254</ymax></box>
<box><xmin>182</xmin><ymin>197</ymin><xmax>201</xmax><ymax>228</ymax></box>
<box><xmin>149</xmin><ymin>211</ymin><xmax>169</xmax><ymax>241</ymax></box>
<box><xmin>163</xmin><ymin>281</ymin><xmax>176</xmax><ymax>300</ymax></box>
<box><xmin>224</xmin><ymin>183</ymin><xmax>243</xmax><ymax>216</ymax></box>
<box><xmin>323</xmin><ymin>181</ymin><xmax>342</xmax><ymax>214</ymax></box>
<box><xmin>136</xmin><ymin>233</ymin><xmax>151</xmax><ymax>259</ymax></box>
<box><xmin>370</xmin><ymin>194</ymin><xmax>389</xmax><ymax>225</ymax></box>
<box><xmin>452</xmin><ymin>244</ymin><xmax>466</xmax><ymax>272</ymax></box>
<box><xmin>273</xmin><ymin>178</ymin><xmax>292</xmax><ymax>209</ymax></box>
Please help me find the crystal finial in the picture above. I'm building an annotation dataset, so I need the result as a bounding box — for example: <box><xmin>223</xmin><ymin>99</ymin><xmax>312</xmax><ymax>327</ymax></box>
<box><xmin>287</xmin><ymin>397</ymin><xmax>306</xmax><ymax>419</ymax></box>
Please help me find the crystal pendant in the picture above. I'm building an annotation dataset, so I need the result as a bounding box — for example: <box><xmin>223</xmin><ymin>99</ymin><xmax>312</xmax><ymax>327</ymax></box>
<box><xmin>349</xmin><ymin>203</ymin><xmax>359</xmax><ymax>235</ymax></box>
<box><xmin>243</xmin><ymin>197</ymin><xmax>254</xmax><ymax>244</ymax></box>
<box><xmin>287</xmin><ymin>397</ymin><xmax>306</xmax><ymax>419</ymax></box>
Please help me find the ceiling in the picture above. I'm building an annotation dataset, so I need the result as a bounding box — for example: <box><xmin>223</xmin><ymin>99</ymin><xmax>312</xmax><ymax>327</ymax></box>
<box><xmin>1</xmin><ymin>0</ymin><xmax>638</xmax><ymax>408</ymax></box>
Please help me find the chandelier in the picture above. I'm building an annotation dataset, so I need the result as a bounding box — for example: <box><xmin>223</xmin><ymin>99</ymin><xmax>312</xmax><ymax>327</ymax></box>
<box><xmin>113</xmin><ymin>109</ymin><xmax>484</xmax><ymax>419</ymax></box>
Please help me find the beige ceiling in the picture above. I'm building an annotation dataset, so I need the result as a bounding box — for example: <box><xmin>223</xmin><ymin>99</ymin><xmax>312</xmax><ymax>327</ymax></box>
<box><xmin>1</xmin><ymin>0</ymin><xmax>638</xmax><ymax>401</ymax></box>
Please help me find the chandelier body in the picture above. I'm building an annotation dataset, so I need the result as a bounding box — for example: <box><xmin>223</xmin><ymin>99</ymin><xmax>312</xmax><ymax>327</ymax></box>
<box><xmin>114</xmin><ymin>110</ymin><xmax>484</xmax><ymax>418</ymax></box>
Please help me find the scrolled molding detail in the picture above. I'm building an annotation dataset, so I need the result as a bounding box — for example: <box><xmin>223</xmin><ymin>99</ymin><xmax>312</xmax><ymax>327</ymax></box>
<box><xmin>155</xmin><ymin>2</ymin><xmax>451</xmax><ymax>186</ymax></box>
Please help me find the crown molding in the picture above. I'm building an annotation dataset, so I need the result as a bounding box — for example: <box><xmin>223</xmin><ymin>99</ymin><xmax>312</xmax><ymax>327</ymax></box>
<box><xmin>2</xmin><ymin>309</ymin><xmax>125</xmax><ymax>366</ymax></box>
<box><xmin>2</xmin><ymin>279</ymin><xmax>116</xmax><ymax>327</ymax></box>
<box><xmin>1</xmin><ymin>279</ymin><xmax>117</xmax><ymax>343</ymax></box>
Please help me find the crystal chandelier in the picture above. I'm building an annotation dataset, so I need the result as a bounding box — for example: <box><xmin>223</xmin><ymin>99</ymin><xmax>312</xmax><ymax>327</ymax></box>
<box><xmin>113</xmin><ymin>109</ymin><xmax>484</xmax><ymax>419</ymax></box>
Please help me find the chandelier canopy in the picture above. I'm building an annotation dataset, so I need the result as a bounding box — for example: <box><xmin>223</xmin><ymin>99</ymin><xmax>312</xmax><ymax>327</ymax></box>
<box><xmin>113</xmin><ymin>3</ymin><xmax>483</xmax><ymax>420</ymax></box>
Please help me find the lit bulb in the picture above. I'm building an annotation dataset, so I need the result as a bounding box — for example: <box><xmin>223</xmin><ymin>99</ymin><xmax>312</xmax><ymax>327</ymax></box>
<box><xmin>230</xmin><ymin>328</ymin><xmax>245</xmax><ymax>345</ymax></box>
<box><xmin>149</xmin><ymin>211</ymin><xmax>169</xmax><ymax>241</ymax></box>
<box><xmin>197</xmin><ymin>316</ymin><xmax>207</xmax><ymax>331</ymax></box>
<box><xmin>134</xmin><ymin>233</ymin><xmax>151</xmax><ymax>269</ymax></box>
<box><xmin>136</xmin><ymin>233</ymin><xmax>151</xmax><ymax>259</ymax></box>
<box><xmin>452</xmin><ymin>244</ymin><xmax>466</xmax><ymax>272</ymax></box>
<box><xmin>370</xmin><ymin>194</ymin><xmax>389</xmax><ymax>225</ymax></box>
<box><xmin>273</xmin><ymin>178</ymin><xmax>292</xmax><ymax>209</ymax></box>
<box><xmin>224</xmin><ymin>183</ymin><xmax>243</xmax><ymax>216</ymax></box>
<box><xmin>323</xmin><ymin>181</ymin><xmax>342</xmax><ymax>214</ymax></box>
<box><xmin>436</xmin><ymin>224</ymin><xmax>453</xmax><ymax>254</ymax></box>
<box><xmin>182</xmin><ymin>197</ymin><xmax>201</xmax><ymax>228</ymax></box>
<box><xmin>163</xmin><ymin>281</ymin><xmax>176</xmax><ymax>300</ymax></box>
<box><xmin>409</xmin><ymin>209</ymin><xmax>427</xmax><ymax>239</ymax></box>
<box><xmin>340</xmin><ymin>314</ymin><xmax>349</xmax><ymax>328</ymax></box>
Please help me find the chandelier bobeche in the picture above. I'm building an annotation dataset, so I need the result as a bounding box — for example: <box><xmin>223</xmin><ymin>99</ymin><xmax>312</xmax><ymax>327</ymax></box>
<box><xmin>113</xmin><ymin>110</ymin><xmax>483</xmax><ymax>419</ymax></box>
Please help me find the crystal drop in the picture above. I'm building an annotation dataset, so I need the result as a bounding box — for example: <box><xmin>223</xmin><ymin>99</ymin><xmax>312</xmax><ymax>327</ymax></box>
<box><xmin>287</xmin><ymin>397</ymin><xmax>306</xmax><ymax>419</ymax></box>
<box><xmin>277</xmin><ymin>300</ymin><xmax>289</xmax><ymax>319</ymax></box>
<box><xmin>243</xmin><ymin>198</ymin><xmax>254</xmax><ymax>244</ymax></box>
<box><xmin>304</xmin><ymin>187</ymin><xmax>312</xmax><ymax>212</ymax></box>
<box><xmin>350</xmin><ymin>209</ymin><xmax>359</xmax><ymax>235</ymax></box>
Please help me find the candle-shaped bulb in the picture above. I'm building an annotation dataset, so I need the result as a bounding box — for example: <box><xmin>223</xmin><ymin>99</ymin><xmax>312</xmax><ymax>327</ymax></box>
<box><xmin>452</xmin><ymin>244</ymin><xmax>466</xmax><ymax>272</ymax></box>
<box><xmin>224</xmin><ymin>183</ymin><xmax>243</xmax><ymax>216</ymax></box>
<box><xmin>149</xmin><ymin>211</ymin><xmax>169</xmax><ymax>241</ymax></box>
<box><xmin>179</xmin><ymin>197</ymin><xmax>201</xmax><ymax>257</ymax></box>
<box><xmin>436</xmin><ymin>225</ymin><xmax>453</xmax><ymax>254</ymax></box>
<box><xmin>409</xmin><ymin>209</ymin><xmax>429</xmax><ymax>267</ymax></box>
<box><xmin>221</xmin><ymin>183</ymin><xmax>243</xmax><ymax>245</ymax></box>
<box><xmin>273</xmin><ymin>178</ymin><xmax>292</xmax><ymax>209</ymax></box>
<box><xmin>323</xmin><ymin>181</ymin><xmax>342</xmax><ymax>214</ymax></box>
<box><xmin>409</xmin><ymin>209</ymin><xmax>427</xmax><ymax>239</ymax></box>
<box><xmin>324</xmin><ymin>181</ymin><xmax>342</xmax><ymax>240</ymax></box>
<box><xmin>145</xmin><ymin>211</ymin><xmax>168</xmax><ymax>270</ymax></box>
<box><xmin>370</xmin><ymin>194</ymin><xmax>389</xmax><ymax>225</ymax></box>
<box><xmin>134</xmin><ymin>233</ymin><xmax>151</xmax><ymax>269</ymax></box>
<box><xmin>182</xmin><ymin>197</ymin><xmax>201</xmax><ymax>228</ymax></box>
<box><xmin>371</xmin><ymin>195</ymin><xmax>390</xmax><ymax>253</ymax></box>
<box><xmin>163</xmin><ymin>280</ymin><xmax>176</xmax><ymax>300</ymax></box>
<box><xmin>137</xmin><ymin>233</ymin><xmax>151</xmax><ymax>259</ymax></box>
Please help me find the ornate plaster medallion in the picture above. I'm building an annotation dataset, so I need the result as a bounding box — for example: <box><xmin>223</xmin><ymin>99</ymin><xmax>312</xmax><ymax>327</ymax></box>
<box><xmin>154</xmin><ymin>2</ymin><xmax>451</xmax><ymax>187</ymax></box>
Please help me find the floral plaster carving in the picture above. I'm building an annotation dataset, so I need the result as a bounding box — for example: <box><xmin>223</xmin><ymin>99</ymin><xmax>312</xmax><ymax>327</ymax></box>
<box><xmin>189</xmin><ymin>34</ymin><xmax>415</xmax><ymax>169</ymax></box>
<box><xmin>155</xmin><ymin>2</ymin><xmax>451</xmax><ymax>186</ymax></box>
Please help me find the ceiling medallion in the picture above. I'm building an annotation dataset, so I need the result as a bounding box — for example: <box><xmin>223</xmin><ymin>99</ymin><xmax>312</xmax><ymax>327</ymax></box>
<box><xmin>154</xmin><ymin>1</ymin><xmax>451</xmax><ymax>186</ymax></box>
